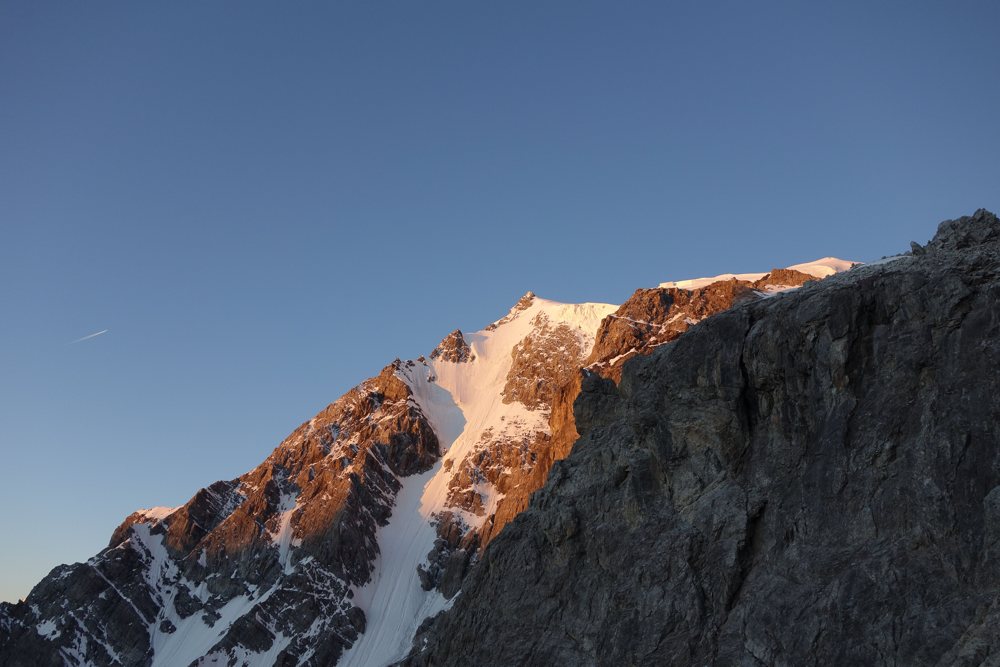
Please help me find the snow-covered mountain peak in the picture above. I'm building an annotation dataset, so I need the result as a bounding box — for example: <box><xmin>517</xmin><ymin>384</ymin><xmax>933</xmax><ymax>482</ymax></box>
<box><xmin>2</xmin><ymin>253</ymin><xmax>864</xmax><ymax>667</ymax></box>
<box><xmin>658</xmin><ymin>256</ymin><xmax>858</xmax><ymax>290</ymax></box>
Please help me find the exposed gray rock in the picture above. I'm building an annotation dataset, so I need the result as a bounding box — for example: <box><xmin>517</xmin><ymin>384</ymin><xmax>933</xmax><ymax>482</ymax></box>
<box><xmin>930</xmin><ymin>207</ymin><xmax>1000</xmax><ymax>251</ymax></box>
<box><xmin>404</xmin><ymin>210</ymin><xmax>1000</xmax><ymax>666</ymax></box>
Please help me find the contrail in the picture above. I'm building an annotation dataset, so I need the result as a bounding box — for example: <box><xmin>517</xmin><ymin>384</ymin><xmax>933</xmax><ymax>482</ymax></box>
<box><xmin>71</xmin><ymin>329</ymin><xmax>109</xmax><ymax>344</ymax></box>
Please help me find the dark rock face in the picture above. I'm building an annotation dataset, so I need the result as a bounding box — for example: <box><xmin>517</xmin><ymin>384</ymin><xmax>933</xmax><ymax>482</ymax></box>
<box><xmin>405</xmin><ymin>210</ymin><xmax>1000</xmax><ymax>666</ymax></box>
<box><xmin>0</xmin><ymin>363</ymin><xmax>440</xmax><ymax>666</ymax></box>
<box><xmin>418</xmin><ymin>511</ymin><xmax>481</xmax><ymax>599</ymax></box>
<box><xmin>930</xmin><ymin>208</ymin><xmax>1000</xmax><ymax>251</ymax></box>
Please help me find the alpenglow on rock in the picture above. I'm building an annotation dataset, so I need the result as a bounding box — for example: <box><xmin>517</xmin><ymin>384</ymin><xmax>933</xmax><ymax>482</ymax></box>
<box><xmin>0</xmin><ymin>240</ymin><xmax>867</xmax><ymax>665</ymax></box>
<box><xmin>403</xmin><ymin>210</ymin><xmax>1000</xmax><ymax>666</ymax></box>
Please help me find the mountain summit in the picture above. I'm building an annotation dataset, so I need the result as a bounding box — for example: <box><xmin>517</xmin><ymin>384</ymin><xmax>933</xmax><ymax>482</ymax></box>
<box><xmin>3</xmin><ymin>248</ymin><xmax>892</xmax><ymax>666</ymax></box>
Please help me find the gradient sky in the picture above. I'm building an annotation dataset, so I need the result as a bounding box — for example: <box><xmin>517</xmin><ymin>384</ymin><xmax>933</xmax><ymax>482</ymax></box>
<box><xmin>1</xmin><ymin>1</ymin><xmax>998</xmax><ymax>602</ymax></box>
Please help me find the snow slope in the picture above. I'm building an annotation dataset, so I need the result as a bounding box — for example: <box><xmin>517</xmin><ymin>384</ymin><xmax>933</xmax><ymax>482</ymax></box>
<box><xmin>338</xmin><ymin>372</ymin><xmax>464</xmax><ymax>667</ymax></box>
<box><xmin>340</xmin><ymin>296</ymin><xmax>616</xmax><ymax>666</ymax></box>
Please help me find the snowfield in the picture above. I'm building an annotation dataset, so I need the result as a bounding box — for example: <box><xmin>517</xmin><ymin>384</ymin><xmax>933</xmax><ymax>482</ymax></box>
<box><xmin>658</xmin><ymin>257</ymin><xmax>857</xmax><ymax>290</ymax></box>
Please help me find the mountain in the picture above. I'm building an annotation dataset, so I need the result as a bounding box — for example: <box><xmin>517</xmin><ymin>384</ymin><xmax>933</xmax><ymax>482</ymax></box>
<box><xmin>403</xmin><ymin>209</ymin><xmax>1000</xmax><ymax>666</ymax></box>
<box><xmin>0</xmin><ymin>251</ymin><xmax>862</xmax><ymax>666</ymax></box>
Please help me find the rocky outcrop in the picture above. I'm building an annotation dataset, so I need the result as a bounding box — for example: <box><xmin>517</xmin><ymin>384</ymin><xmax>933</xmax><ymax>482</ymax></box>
<box><xmin>404</xmin><ymin>210</ymin><xmax>1000</xmax><ymax>666</ymax></box>
<box><xmin>586</xmin><ymin>280</ymin><xmax>762</xmax><ymax>381</ymax></box>
<box><xmin>752</xmin><ymin>267</ymin><xmax>815</xmax><ymax>289</ymax></box>
<box><xmin>430</xmin><ymin>330</ymin><xmax>474</xmax><ymax>363</ymax></box>
<box><xmin>0</xmin><ymin>363</ymin><xmax>440</xmax><ymax>666</ymax></box>
<box><xmin>502</xmin><ymin>313</ymin><xmax>588</xmax><ymax>411</ymax></box>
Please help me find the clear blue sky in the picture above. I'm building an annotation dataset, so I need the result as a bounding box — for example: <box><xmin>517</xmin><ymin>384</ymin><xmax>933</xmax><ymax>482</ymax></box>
<box><xmin>1</xmin><ymin>1</ymin><xmax>997</xmax><ymax>602</ymax></box>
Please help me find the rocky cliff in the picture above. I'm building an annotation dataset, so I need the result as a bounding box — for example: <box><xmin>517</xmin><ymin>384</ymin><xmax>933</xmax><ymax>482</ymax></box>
<box><xmin>403</xmin><ymin>209</ymin><xmax>1000</xmax><ymax>666</ymax></box>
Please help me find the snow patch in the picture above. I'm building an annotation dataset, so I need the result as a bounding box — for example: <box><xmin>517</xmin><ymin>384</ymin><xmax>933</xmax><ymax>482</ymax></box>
<box><xmin>268</xmin><ymin>492</ymin><xmax>300</xmax><ymax>575</ymax></box>
<box><xmin>36</xmin><ymin>618</ymin><xmax>60</xmax><ymax>640</ymax></box>
<box><xmin>786</xmin><ymin>256</ymin><xmax>858</xmax><ymax>278</ymax></box>
<box><xmin>137</xmin><ymin>506</ymin><xmax>179</xmax><ymax>522</ymax></box>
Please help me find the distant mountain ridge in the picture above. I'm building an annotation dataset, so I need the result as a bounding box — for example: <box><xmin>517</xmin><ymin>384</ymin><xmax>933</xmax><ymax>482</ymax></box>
<box><xmin>0</xmin><ymin>256</ymin><xmax>858</xmax><ymax>666</ymax></box>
